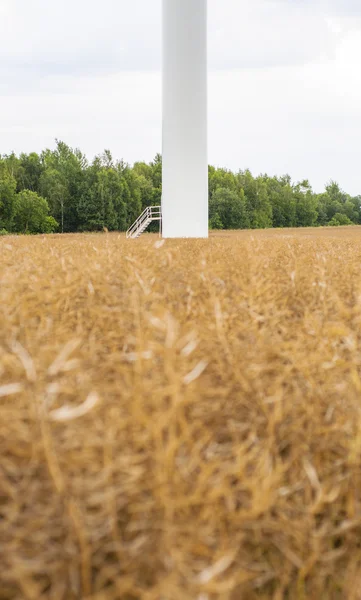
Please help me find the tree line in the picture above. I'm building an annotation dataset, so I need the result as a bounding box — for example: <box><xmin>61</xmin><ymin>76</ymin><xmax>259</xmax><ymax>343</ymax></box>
<box><xmin>1</xmin><ymin>140</ymin><xmax>360</xmax><ymax>235</ymax></box>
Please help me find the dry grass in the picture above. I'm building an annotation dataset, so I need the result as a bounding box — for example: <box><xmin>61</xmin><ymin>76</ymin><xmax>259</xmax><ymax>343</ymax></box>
<box><xmin>1</xmin><ymin>227</ymin><xmax>361</xmax><ymax>600</ymax></box>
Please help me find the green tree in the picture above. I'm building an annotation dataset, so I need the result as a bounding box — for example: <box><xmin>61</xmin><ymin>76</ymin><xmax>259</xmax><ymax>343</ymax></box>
<box><xmin>40</xmin><ymin>141</ymin><xmax>86</xmax><ymax>232</ymax></box>
<box><xmin>133</xmin><ymin>162</ymin><xmax>158</xmax><ymax>210</ymax></box>
<box><xmin>238</xmin><ymin>171</ymin><xmax>272</xmax><ymax>228</ymax></box>
<box><xmin>209</xmin><ymin>187</ymin><xmax>249</xmax><ymax>230</ymax></box>
<box><xmin>119</xmin><ymin>163</ymin><xmax>142</xmax><ymax>226</ymax></box>
<box><xmin>325</xmin><ymin>181</ymin><xmax>347</xmax><ymax>204</ymax></box>
<box><xmin>3</xmin><ymin>141</ymin><xmax>361</xmax><ymax>235</ymax></box>
<box><xmin>342</xmin><ymin>200</ymin><xmax>359</xmax><ymax>223</ymax></box>
<box><xmin>0</xmin><ymin>175</ymin><xmax>17</xmax><ymax>231</ymax></box>
<box><xmin>139</xmin><ymin>154</ymin><xmax>162</xmax><ymax>208</ymax></box>
<box><xmin>328</xmin><ymin>213</ymin><xmax>353</xmax><ymax>226</ymax></box>
<box><xmin>40</xmin><ymin>168</ymin><xmax>68</xmax><ymax>233</ymax></box>
<box><xmin>13</xmin><ymin>190</ymin><xmax>58</xmax><ymax>234</ymax></box>
<box><xmin>0</xmin><ymin>152</ymin><xmax>24</xmax><ymax>186</ymax></box>
<box><xmin>294</xmin><ymin>181</ymin><xmax>318</xmax><ymax>227</ymax></box>
<box><xmin>316</xmin><ymin>181</ymin><xmax>360</xmax><ymax>225</ymax></box>
<box><xmin>150</xmin><ymin>154</ymin><xmax>162</xmax><ymax>189</ymax></box>
<box><xmin>209</xmin><ymin>212</ymin><xmax>224</xmax><ymax>230</ymax></box>
<box><xmin>17</xmin><ymin>153</ymin><xmax>43</xmax><ymax>193</ymax></box>
<box><xmin>350</xmin><ymin>196</ymin><xmax>361</xmax><ymax>224</ymax></box>
<box><xmin>264</xmin><ymin>176</ymin><xmax>296</xmax><ymax>228</ymax></box>
<box><xmin>209</xmin><ymin>166</ymin><xmax>237</xmax><ymax>199</ymax></box>
<box><xmin>78</xmin><ymin>166</ymin><xmax>126</xmax><ymax>231</ymax></box>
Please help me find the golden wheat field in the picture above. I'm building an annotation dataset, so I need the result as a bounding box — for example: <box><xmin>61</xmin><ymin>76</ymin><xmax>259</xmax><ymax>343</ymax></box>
<box><xmin>1</xmin><ymin>226</ymin><xmax>361</xmax><ymax>600</ymax></box>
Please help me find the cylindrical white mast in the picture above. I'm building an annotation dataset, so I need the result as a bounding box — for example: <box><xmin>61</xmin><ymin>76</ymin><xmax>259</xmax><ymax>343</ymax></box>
<box><xmin>162</xmin><ymin>0</ymin><xmax>208</xmax><ymax>238</ymax></box>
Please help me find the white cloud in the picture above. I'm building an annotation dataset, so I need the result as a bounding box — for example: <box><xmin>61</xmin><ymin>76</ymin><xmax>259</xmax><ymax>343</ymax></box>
<box><xmin>327</xmin><ymin>0</ymin><xmax>361</xmax><ymax>16</ymax></box>
<box><xmin>210</xmin><ymin>0</ymin><xmax>337</xmax><ymax>69</ymax></box>
<box><xmin>0</xmin><ymin>0</ymin><xmax>342</xmax><ymax>78</ymax></box>
<box><xmin>209</xmin><ymin>27</ymin><xmax>361</xmax><ymax>194</ymax></box>
<box><xmin>0</xmin><ymin>0</ymin><xmax>361</xmax><ymax>195</ymax></box>
<box><xmin>0</xmin><ymin>72</ymin><xmax>162</xmax><ymax>162</ymax></box>
<box><xmin>0</xmin><ymin>0</ymin><xmax>161</xmax><ymax>75</ymax></box>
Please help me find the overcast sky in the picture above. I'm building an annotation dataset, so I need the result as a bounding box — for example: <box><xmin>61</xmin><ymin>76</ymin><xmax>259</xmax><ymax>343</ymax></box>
<box><xmin>1</xmin><ymin>0</ymin><xmax>361</xmax><ymax>194</ymax></box>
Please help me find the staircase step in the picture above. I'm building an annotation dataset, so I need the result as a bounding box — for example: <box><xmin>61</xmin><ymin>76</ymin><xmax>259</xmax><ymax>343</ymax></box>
<box><xmin>127</xmin><ymin>213</ymin><xmax>160</xmax><ymax>239</ymax></box>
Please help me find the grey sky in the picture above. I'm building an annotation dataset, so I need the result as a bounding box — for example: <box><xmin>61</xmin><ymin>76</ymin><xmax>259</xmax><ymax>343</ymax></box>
<box><xmin>1</xmin><ymin>0</ymin><xmax>361</xmax><ymax>194</ymax></box>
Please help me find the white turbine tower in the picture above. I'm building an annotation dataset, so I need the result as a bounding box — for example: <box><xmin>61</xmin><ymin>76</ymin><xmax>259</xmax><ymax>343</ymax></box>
<box><xmin>126</xmin><ymin>0</ymin><xmax>208</xmax><ymax>240</ymax></box>
<box><xmin>162</xmin><ymin>0</ymin><xmax>208</xmax><ymax>238</ymax></box>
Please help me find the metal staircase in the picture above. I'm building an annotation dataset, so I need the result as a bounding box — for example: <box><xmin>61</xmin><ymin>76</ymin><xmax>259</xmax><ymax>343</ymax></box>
<box><xmin>126</xmin><ymin>206</ymin><xmax>162</xmax><ymax>239</ymax></box>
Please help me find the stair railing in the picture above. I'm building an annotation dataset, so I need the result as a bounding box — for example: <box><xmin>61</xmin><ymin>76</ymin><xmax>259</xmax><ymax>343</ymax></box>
<box><xmin>126</xmin><ymin>206</ymin><xmax>162</xmax><ymax>239</ymax></box>
<box><xmin>126</xmin><ymin>207</ymin><xmax>150</xmax><ymax>239</ymax></box>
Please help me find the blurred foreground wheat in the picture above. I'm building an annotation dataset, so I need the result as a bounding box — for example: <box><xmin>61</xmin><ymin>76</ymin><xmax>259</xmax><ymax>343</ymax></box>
<box><xmin>1</xmin><ymin>227</ymin><xmax>361</xmax><ymax>600</ymax></box>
